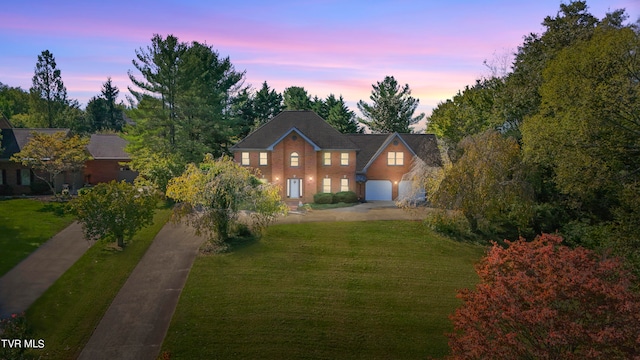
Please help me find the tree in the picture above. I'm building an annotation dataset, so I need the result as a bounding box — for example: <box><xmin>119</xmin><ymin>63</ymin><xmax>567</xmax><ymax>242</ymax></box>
<box><xmin>70</xmin><ymin>180</ymin><xmax>158</xmax><ymax>248</ymax></box>
<box><xmin>10</xmin><ymin>131</ymin><xmax>90</xmax><ymax>195</ymax></box>
<box><xmin>0</xmin><ymin>82</ymin><xmax>30</xmax><ymax>121</ymax></box>
<box><xmin>427</xmin><ymin>77</ymin><xmax>507</xmax><ymax>148</ymax></box>
<box><xmin>448</xmin><ymin>233</ymin><xmax>640</xmax><ymax>359</ymax></box>
<box><xmin>318</xmin><ymin>94</ymin><xmax>362</xmax><ymax>133</ymax></box>
<box><xmin>252</xmin><ymin>81</ymin><xmax>283</xmax><ymax>126</ymax></box>
<box><xmin>29</xmin><ymin>50</ymin><xmax>68</xmax><ymax>128</ymax></box>
<box><xmin>357</xmin><ymin>75</ymin><xmax>424</xmax><ymax>133</ymax></box>
<box><xmin>283</xmin><ymin>86</ymin><xmax>311</xmax><ymax>110</ymax></box>
<box><xmin>126</xmin><ymin>34</ymin><xmax>246</xmax><ymax>181</ymax></box>
<box><xmin>166</xmin><ymin>155</ymin><xmax>286</xmax><ymax>244</ymax></box>
<box><xmin>432</xmin><ymin>130</ymin><xmax>532</xmax><ymax>236</ymax></box>
<box><xmin>101</xmin><ymin>78</ymin><xmax>124</xmax><ymax>131</ymax></box>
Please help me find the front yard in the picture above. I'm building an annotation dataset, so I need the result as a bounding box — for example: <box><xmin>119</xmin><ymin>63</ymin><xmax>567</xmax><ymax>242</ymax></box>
<box><xmin>0</xmin><ymin>199</ymin><xmax>74</xmax><ymax>276</ymax></box>
<box><xmin>162</xmin><ymin>221</ymin><xmax>485</xmax><ymax>359</ymax></box>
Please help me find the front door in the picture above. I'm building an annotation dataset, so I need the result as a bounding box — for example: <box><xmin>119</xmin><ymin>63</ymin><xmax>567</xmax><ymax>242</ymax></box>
<box><xmin>289</xmin><ymin>178</ymin><xmax>300</xmax><ymax>198</ymax></box>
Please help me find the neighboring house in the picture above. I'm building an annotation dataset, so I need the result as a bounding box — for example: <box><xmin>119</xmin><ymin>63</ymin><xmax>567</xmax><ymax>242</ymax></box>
<box><xmin>0</xmin><ymin>118</ymin><xmax>135</xmax><ymax>195</ymax></box>
<box><xmin>230</xmin><ymin>110</ymin><xmax>441</xmax><ymax>203</ymax></box>
<box><xmin>84</xmin><ymin>134</ymin><xmax>137</xmax><ymax>185</ymax></box>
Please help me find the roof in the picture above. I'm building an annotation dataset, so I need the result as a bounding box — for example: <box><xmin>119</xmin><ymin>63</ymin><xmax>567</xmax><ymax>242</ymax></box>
<box><xmin>87</xmin><ymin>134</ymin><xmax>130</xmax><ymax>160</ymax></box>
<box><xmin>231</xmin><ymin>111</ymin><xmax>358</xmax><ymax>150</ymax></box>
<box><xmin>1</xmin><ymin>128</ymin><xmax>70</xmax><ymax>159</ymax></box>
<box><xmin>346</xmin><ymin>133</ymin><xmax>442</xmax><ymax>172</ymax></box>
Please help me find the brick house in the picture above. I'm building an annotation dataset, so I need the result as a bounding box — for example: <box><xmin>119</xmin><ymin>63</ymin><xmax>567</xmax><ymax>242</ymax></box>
<box><xmin>0</xmin><ymin>118</ymin><xmax>135</xmax><ymax>195</ymax></box>
<box><xmin>230</xmin><ymin>111</ymin><xmax>442</xmax><ymax>203</ymax></box>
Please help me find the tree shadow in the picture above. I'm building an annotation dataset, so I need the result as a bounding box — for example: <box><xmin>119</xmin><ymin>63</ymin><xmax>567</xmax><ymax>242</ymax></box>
<box><xmin>37</xmin><ymin>202</ymin><xmax>68</xmax><ymax>217</ymax></box>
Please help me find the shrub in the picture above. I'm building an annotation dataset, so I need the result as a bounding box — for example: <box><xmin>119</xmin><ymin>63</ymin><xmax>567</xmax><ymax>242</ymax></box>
<box><xmin>448</xmin><ymin>234</ymin><xmax>640</xmax><ymax>359</ymax></box>
<box><xmin>424</xmin><ymin>210</ymin><xmax>473</xmax><ymax>240</ymax></box>
<box><xmin>0</xmin><ymin>184</ymin><xmax>13</xmax><ymax>196</ymax></box>
<box><xmin>0</xmin><ymin>312</ymin><xmax>30</xmax><ymax>359</ymax></box>
<box><xmin>333</xmin><ymin>191</ymin><xmax>358</xmax><ymax>204</ymax></box>
<box><xmin>313</xmin><ymin>192</ymin><xmax>334</xmax><ymax>204</ymax></box>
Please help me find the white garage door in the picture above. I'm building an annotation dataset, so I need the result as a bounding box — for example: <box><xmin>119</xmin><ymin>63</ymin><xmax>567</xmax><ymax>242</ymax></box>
<box><xmin>398</xmin><ymin>180</ymin><xmax>425</xmax><ymax>202</ymax></box>
<box><xmin>365</xmin><ymin>180</ymin><xmax>392</xmax><ymax>201</ymax></box>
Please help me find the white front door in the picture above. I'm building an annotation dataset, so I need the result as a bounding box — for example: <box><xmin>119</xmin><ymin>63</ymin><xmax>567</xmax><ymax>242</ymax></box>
<box><xmin>289</xmin><ymin>178</ymin><xmax>300</xmax><ymax>198</ymax></box>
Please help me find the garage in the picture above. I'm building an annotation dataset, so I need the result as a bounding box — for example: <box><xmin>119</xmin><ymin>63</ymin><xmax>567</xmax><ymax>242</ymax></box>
<box><xmin>365</xmin><ymin>180</ymin><xmax>392</xmax><ymax>201</ymax></box>
<box><xmin>398</xmin><ymin>180</ymin><xmax>425</xmax><ymax>202</ymax></box>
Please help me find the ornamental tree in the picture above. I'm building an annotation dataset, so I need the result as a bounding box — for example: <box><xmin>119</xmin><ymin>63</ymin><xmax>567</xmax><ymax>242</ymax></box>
<box><xmin>166</xmin><ymin>155</ymin><xmax>287</xmax><ymax>244</ymax></box>
<box><xmin>70</xmin><ymin>180</ymin><xmax>158</xmax><ymax>248</ymax></box>
<box><xmin>11</xmin><ymin>131</ymin><xmax>90</xmax><ymax>195</ymax></box>
<box><xmin>448</xmin><ymin>233</ymin><xmax>640</xmax><ymax>359</ymax></box>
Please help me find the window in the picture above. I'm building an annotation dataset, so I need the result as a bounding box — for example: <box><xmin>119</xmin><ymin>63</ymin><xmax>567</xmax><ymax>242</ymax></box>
<box><xmin>0</xmin><ymin>169</ymin><xmax>5</xmax><ymax>185</ymax></box>
<box><xmin>241</xmin><ymin>152</ymin><xmax>250</xmax><ymax>166</ymax></box>
<box><xmin>340</xmin><ymin>178</ymin><xmax>349</xmax><ymax>192</ymax></box>
<box><xmin>17</xmin><ymin>169</ymin><xmax>31</xmax><ymax>186</ymax></box>
<box><xmin>290</xmin><ymin>152</ymin><xmax>299</xmax><ymax>167</ymax></box>
<box><xmin>341</xmin><ymin>152</ymin><xmax>349</xmax><ymax>166</ymax></box>
<box><xmin>387</xmin><ymin>152</ymin><xmax>404</xmax><ymax>166</ymax></box>
<box><xmin>323</xmin><ymin>152</ymin><xmax>331</xmax><ymax>166</ymax></box>
<box><xmin>259</xmin><ymin>152</ymin><xmax>268</xmax><ymax>166</ymax></box>
<box><xmin>322</xmin><ymin>178</ymin><xmax>331</xmax><ymax>193</ymax></box>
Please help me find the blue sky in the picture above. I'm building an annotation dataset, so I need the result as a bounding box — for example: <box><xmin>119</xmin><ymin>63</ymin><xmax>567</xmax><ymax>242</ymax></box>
<box><xmin>1</xmin><ymin>0</ymin><xmax>638</xmax><ymax>128</ymax></box>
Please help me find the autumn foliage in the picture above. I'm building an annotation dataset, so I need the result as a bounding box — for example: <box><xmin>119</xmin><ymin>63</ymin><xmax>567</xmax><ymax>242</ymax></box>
<box><xmin>448</xmin><ymin>234</ymin><xmax>640</xmax><ymax>359</ymax></box>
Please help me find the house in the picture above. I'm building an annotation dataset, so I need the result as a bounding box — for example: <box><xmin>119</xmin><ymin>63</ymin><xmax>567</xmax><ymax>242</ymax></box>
<box><xmin>84</xmin><ymin>134</ymin><xmax>137</xmax><ymax>185</ymax></box>
<box><xmin>230</xmin><ymin>111</ymin><xmax>441</xmax><ymax>203</ymax></box>
<box><xmin>0</xmin><ymin>118</ymin><xmax>135</xmax><ymax>195</ymax></box>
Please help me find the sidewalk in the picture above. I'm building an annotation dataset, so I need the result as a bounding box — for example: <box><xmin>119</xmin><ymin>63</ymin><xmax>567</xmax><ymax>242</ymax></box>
<box><xmin>0</xmin><ymin>222</ymin><xmax>91</xmax><ymax>318</ymax></box>
<box><xmin>78</xmin><ymin>222</ymin><xmax>205</xmax><ymax>360</ymax></box>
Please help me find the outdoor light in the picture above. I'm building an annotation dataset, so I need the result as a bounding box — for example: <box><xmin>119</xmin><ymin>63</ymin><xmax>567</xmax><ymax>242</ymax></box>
<box><xmin>309</xmin><ymin>176</ymin><xmax>313</xmax><ymax>181</ymax></box>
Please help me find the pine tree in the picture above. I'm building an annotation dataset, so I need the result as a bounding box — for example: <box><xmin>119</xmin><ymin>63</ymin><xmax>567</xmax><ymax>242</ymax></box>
<box><xmin>357</xmin><ymin>76</ymin><xmax>424</xmax><ymax>133</ymax></box>
<box><xmin>29</xmin><ymin>50</ymin><xmax>68</xmax><ymax>128</ymax></box>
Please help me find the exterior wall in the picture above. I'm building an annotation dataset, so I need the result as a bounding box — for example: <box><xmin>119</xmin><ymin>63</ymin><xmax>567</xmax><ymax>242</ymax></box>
<box><xmin>84</xmin><ymin>160</ymin><xmax>136</xmax><ymax>185</ymax></box>
<box><xmin>0</xmin><ymin>161</ymin><xmax>81</xmax><ymax>194</ymax></box>
<box><xmin>365</xmin><ymin>140</ymin><xmax>413</xmax><ymax>200</ymax></box>
<box><xmin>233</xmin><ymin>151</ymin><xmax>273</xmax><ymax>181</ymax></box>
<box><xmin>316</xmin><ymin>150</ymin><xmax>357</xmax><ymax>195</ymax></box>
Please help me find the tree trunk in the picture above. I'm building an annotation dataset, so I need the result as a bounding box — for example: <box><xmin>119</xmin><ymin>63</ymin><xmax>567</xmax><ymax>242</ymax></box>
<box><xmin>117</xmin><ymin>235</ymin><xmax>124</xmax><ymax>248</ymax></box>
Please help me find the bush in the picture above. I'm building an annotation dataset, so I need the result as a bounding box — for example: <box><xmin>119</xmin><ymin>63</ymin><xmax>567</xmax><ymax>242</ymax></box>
<box><xmin>0</xmin><ymin>184</ymin><xmax>13</xmax><ymax>196</ymax></box>
<box><xmin>333</xmin><ymin>191</ymin><xmax>358</xmax><ymax>204</ymax></box>
<box><xmin>313</xmin><ymin>192</ymin><xmax>334</xmax><ymax>204</ymax></box>
<box><xmin>424</xmin><ymin>210</ymin><xmax>473</xmax><ymax>240</ymax></box>
<box><xmin>30</xmin><ymin>181</ymin><xmax>51</xmax><ymax>195</ymax></box>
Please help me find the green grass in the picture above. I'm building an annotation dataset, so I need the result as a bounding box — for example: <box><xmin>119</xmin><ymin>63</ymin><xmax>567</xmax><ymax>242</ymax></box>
<box><xmin>0</xmin><ymin>199</ymin><xmax>74</xmax><ymax>276</ymax></box>
<box><xmin>25</xmin><ymin>206</ymin><xmax>172</xmax><ymax>360</ymax></box>
<box><xmin>162</xmin><ymin>221</ymin><xmax>485</xmax><ymax>359</ymax></box>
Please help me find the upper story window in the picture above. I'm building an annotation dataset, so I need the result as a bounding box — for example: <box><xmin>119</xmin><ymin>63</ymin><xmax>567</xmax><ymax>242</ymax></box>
<box><xmin>323</xmin><ymin>152</ymin><xmax>331</xmax><ymax>166</ymax></box>
<box><xmin>290</xmin><ymin>152</ymin><xmax>299</xmax><ymax>167</ymax></box>
<box><xmin>341</xmin><ymin>152</ymin><xmax>349</xmax><ymax>166</ymax></box>
<box><xmin>259</xmin><ymin>152</ymin><xmax>268</xmax><ymax>166</ymax></box>
<box><xmin>241</xmin><ymin>152</ymin><xmax>250</xmax><ymax>166</ymax></box>
<box><xmin>387</xmin><ymin>151</ymin><xmax>404</xmax><ymax>166</ymax></box>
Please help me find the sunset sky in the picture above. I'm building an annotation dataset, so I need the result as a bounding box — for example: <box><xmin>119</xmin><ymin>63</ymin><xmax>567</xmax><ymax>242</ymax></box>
<box><xmin>1</xmin><ymin>0</ymin><xmax>638</xmax><ymax>129</ymax></box>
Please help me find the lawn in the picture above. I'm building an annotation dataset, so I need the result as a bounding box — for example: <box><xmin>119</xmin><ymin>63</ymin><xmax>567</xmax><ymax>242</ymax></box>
<box><xmin>162</xmin><ymin>221</ymin><xmax>485</xmax><ymax>359</ymax></box>
<box><xmin>25</xmin><ymin>205</ymin><xmax>172</xmax><ymax>360</ymax></box>
<box><xmin>0</xmin><ymin>198</ymin><xmax>74</xmax><ymax>276</ymax></box>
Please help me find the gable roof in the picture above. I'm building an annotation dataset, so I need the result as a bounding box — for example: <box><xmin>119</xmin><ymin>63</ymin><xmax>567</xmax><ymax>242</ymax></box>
<box><xmin>346</xmin><ymin>133</ymin><xmax>442</xmax><ymax>173</ymax></box>
<box><xmin>87</xmin><ymin>134</ymin><xmax>130</xmax><ymax>160</ymax></box>
<box><xmin>0</xmin><ymin>128</ymin><xmax>70</xmax><ymax>159</ymax></box>
<box><xmin>231</xmin><ymin>110</ymin><xmax>358</xmax><ymax>150</ymax></box>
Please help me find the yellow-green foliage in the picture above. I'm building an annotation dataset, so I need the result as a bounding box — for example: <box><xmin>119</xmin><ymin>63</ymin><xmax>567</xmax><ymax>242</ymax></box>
<box><xmin>166</xmin><ymin>155</ymin><xmax>286</xmax><ymax>242</ymax></box>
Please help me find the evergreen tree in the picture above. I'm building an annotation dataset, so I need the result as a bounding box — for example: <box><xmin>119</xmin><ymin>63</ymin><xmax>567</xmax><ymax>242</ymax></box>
<box><xmin>357</xmin><ymin>76</ymin><xmax>424</xmax><ymax>133</ymax></box>
<box><xmin>283</xmin><ymin>86</ymin><xmax>311</xmax><ymax>110</ymax></box>
<box><xmin>29</xmin><ymin>50</ymin><xmax>68</xmax><ymax>128</ymax></box>
<box><xmin>325</xmin><ymin>95</ymin><xmax>362</xmax><ymax>133</ymax></box>
<box><xmin>252</xmin><ymin>81</ymin><xmax>283</xmax><ymax>126</ymax></box>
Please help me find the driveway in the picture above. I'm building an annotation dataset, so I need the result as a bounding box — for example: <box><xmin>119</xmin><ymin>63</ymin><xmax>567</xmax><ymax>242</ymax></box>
<box><xmin>274</xmin><ymin>201</ymin><xmax>430</xmax><ymax>224</ymax></box>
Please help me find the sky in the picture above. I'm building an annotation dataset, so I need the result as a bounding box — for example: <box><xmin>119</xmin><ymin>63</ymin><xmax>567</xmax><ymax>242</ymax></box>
<box><xmin>1</xmin><ymin>0</ymin><xmax>639</xmax><ymax>130</ymax></box>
